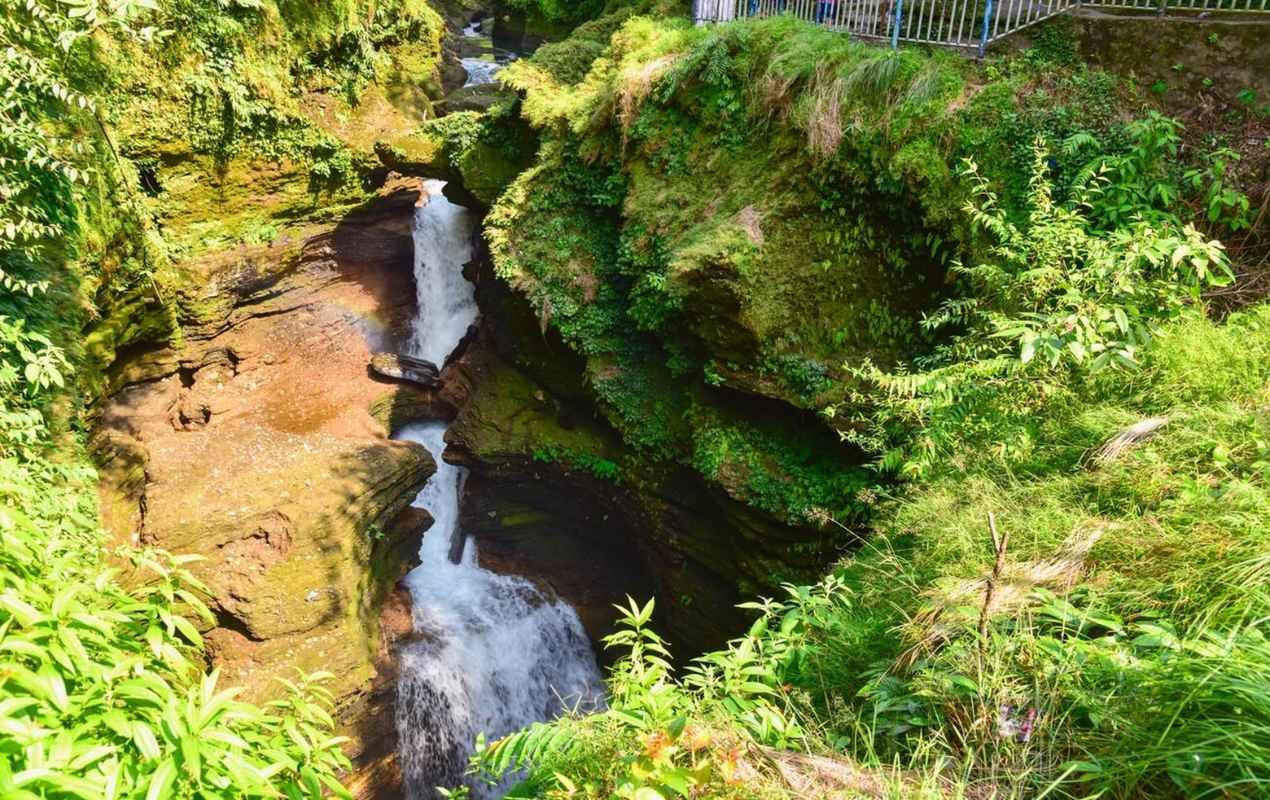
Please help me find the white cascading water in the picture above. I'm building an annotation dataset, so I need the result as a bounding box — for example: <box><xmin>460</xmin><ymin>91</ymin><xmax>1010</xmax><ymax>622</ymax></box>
<box><xmin>461</xmin><ymin>57</ymin><xmax>503</xmax><ymax>88</ymax></box>
<box><xmin>406</xmin><ymin>180</ymin><xmax>479</xmax><ymax>366</ymax></box>
<box><xmin>459</xmin><ymin>20</ymin><xmax>514</xmax><ymax>87</ymax></box>
<box><xmin>393</xmin><ymin>182</ymin><xmax>604</xmax><ymax>799</ymax></box>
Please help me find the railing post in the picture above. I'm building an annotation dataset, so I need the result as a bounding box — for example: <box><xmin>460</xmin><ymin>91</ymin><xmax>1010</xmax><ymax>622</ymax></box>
<box><xmin>891</xmin><ymin>0</ymin><xmax>905</xmax><ymax>47</ymax></box>
<box><xmin>978</xmin><ymin>0</ymin><xmax>995</xmax><ymax>58</ymax></box>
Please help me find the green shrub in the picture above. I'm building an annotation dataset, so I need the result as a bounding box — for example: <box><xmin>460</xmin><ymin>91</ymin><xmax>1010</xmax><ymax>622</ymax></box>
<box><xmin>469</xmin><ymin>597</ymin><xmax>805</xmax><ymax>799</ymax></box>
<box><xmin>475</xmin><ymin>14</ymin><xmax>1267</xmax><ymax>798</ymax></box>
<box><xmin>842</xmin><ymin>141</ymin><xmax>1231</xmax><ymax>478</ymax></box>
<box><xmin>779</xmin><ymin>303</ymin><xmax>1270</xmax><ymax>796</ymax></box>
<box><xmin>0</xmin><ymin>453</ymin><xmax>353</xmax><ymax>798</ymax></box>
<box><xmin>474</xmin><ymin>304</ymin><xmax>1269</xmax><ymax>799</ymax></box>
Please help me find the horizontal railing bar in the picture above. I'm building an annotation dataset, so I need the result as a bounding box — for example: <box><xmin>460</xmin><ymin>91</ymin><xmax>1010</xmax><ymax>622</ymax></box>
<box><xmin>692</xmin><ymin>0</ymin><xmax>1270</xmax><ymax>54</ymax></box>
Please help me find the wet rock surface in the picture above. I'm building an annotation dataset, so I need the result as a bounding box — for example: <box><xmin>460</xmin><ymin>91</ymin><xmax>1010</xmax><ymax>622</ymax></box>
<box><xmin>439</xmin><ymin>250</ymin><xmax>836</xmax><ymax>655</ymax></box>
<box><xmin>92</xmin><ymin>172</ymin><xmax>847</xmax><ymax>797</ymax></box>
<box><xmin>441</xmin><ymin>81</ymin><xmax>514</xmax><ymax>113</ymax></box>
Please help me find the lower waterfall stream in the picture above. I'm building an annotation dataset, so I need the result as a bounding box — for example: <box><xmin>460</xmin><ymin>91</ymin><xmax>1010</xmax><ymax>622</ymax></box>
<box><xmin>392</xmin><ymin>182</ymin><xmax>604</xmax><ymax>799</ymax></box>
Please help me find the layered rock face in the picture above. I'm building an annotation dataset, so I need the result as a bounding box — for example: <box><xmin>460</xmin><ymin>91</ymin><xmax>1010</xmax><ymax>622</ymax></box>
<box><xmin>94</xmin><ymin>179</ymin><xmax>436</xmax><ymax>793</ymax></box>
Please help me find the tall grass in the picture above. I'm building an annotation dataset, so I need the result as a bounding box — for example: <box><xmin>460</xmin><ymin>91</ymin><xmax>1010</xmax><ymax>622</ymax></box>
<box><xmin>772</xmin><ymin>304</ymin><xmax>1270</xmax><ymax>798</ymax></box>
<box><xmin>474</xmin><ymin>307</ymin><xmax>1268</xmax><ymax>799</ymax></box>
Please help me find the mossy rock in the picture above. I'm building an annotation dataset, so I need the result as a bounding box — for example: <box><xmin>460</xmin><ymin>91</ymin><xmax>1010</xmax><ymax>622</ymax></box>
<box><xmin>374</xmin><ymin>133</ymin><xmax>452</xmax><ymax>178</ymax></box>
<box><xmin>442</xmin><ymin>82</ymin><xmax>516</xmax><ymax>114</ymax></box>
<box><xmin>456</xmin><ymin>138</ymin><xmax>532</xmax><ymax>207</ymax></box>
<box><xmin>448</xmin><ymin>354</ymin><xmax>619</xmax><ymax>464</ymax></box>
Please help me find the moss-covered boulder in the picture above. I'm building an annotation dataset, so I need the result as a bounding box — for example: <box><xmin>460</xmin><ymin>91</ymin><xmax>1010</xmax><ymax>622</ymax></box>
<box><xmin>477</xmin><ymin>11</ymin><xmax>1172</xmax><ymax>531</ymax></box>
<box><xmin>375</xmin><ymin>101</ymin><xmax>540</xmax><ymax>208</ymax></box>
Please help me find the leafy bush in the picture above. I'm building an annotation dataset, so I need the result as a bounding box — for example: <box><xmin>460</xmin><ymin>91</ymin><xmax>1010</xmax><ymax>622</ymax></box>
<box><xmin>476</xmin><ymin>14</ymin><xmax>1267</xmax><ymax>799</ymax></box>
<box><xmin>842</xmin><ymin>141</ymin><xmax>1232</xmax><ymax>477</ymax></box>
<box><xmin>812</xmin><ymin>304</ymin><xmax>1270</xmax><ymax>797</ymax></box>
<box><xmin>0</xmin><ymin>456</ymin><xmax>352</xmax><ymax>799</ymax></box>
<box><xmin>1063</xmin><ymin>111</ymin><xmax>1254</xmax><ymax>233</ymax></box>
<box><xmin>0</xmin><ymin>3</ymin><xmax>384</xmax><ymax>797</ymax></box>
<box><xmin>1</xmin><ymin>0</ymin><xmax>164</xmax><ymax>443</ymax></box>
<box><xmin>532</xmin><ymin>443</ymin><xmax>623</xmax><ymax>481</ymax></box>
<box><xmin>467</xmin><ymin>596</ymin><xmax>809</xmax><ymax>799</ymax></box>
<box><xmin>471</xmin><ymin>303</ymin><xmax>1269</xmax><ymax>800</ymax></box>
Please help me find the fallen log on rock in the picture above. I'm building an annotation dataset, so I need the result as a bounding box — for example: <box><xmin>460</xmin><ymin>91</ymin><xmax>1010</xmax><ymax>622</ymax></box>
<box><xmin>370</xmin><ymin>352</ymin><xmax>440</xmax><ymax>387</ymax></box>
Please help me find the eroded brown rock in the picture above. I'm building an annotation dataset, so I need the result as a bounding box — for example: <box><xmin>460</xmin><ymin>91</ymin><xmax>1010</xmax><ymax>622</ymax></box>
<box><xmin>94</xmin><ymin>180</ymin><xmax>435</xmax><ymax>795</ymax></box>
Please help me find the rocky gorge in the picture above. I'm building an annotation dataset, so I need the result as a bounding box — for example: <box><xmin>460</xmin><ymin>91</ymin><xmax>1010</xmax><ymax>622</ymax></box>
<box><xmin>43</xmin><ymin>1</ymin><xmax>1265</xmax><ymax>798</ymax></box>
<box><xmin>82</xmin><ymin>5</ymin><xmax>826</xmax><ymax>794</ymax></box>
<box><xmin>92</xmin><ymin>175</ymin><xmax>434</xmax><ymax>794</ymax></box>
<box><xmin>90</xmin><ymin>112</ymin><xmax>834</xmax><ymax>800</ymax></box>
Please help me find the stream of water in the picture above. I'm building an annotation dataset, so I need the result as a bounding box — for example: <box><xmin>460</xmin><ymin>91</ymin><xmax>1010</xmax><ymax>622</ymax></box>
<box><xmin>459</xmin><ymin>20</ymin><xmax>517</xmax><ymax>88</ymax></box>
<box><xmin>392</xmin><ymin>179</ymin><xmax>603</xmax><ymax>796</ymax></box>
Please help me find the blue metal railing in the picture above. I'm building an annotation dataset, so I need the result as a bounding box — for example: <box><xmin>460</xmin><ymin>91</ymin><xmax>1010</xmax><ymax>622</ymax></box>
<box><xmin>692</xmin><ymin>0</ymin><xmax>1270</xmax><ymax>55</ymax></box>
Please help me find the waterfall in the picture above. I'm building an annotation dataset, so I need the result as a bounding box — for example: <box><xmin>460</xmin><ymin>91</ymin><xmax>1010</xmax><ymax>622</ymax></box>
<box><xmin>393</xmin><ymin>182</ymin><xmax>604</xmax><ymax>800</ymax></box>
<box><xmin>406</xmin><ymin>180</ymin><xmax>479</xmax><ymax>367</ymax></box>
<box><xmin>460</xmin><ymin>57</ymin><xmax>503</xmax><ymax>88</ymax></box>
<box><xmin>459</xmin><ymin>18</ymin><xmax>515</xmax><ymax>88</ymax></box>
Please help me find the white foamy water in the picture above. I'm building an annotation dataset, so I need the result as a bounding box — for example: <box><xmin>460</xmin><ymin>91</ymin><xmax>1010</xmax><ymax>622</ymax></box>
<box><xmin>459</xmin><ymin>18</ymin><xmax>515</xmax><ymax>88</ymax></box>
<box><xmin>460</xmin><ymin>58</ymin><xmax>503</xmax><ymax>88</ymax></box>
<box><xmin>407</xmin><ymin>181</ymin><xmax>479</xmax><ymax>367</ymax></box>
<box><xmin>394</xmin><ymin>181</ymin><xmax>603</xmax><ymax>799</ymax></box>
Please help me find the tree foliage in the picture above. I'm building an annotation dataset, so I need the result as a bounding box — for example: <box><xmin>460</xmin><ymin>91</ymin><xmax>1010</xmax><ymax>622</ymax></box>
<box><xmin>842</xmin><ymin>140</ymin><xmax>1233</xmax><ymax>478</ymax></box>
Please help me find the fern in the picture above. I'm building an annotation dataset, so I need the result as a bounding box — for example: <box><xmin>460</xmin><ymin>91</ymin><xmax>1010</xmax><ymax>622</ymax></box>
<box><xmin>476</xmin><ymin>720</ymin><xmax>580</xmax><ymax>781</ymax></box>
<box><xmin>841</xmin><ymin>138</ymin><xmax>1229</xmax><ymax>476</ymax></box>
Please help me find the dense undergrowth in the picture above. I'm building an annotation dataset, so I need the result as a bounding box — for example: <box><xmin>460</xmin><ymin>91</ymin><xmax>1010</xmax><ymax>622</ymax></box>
<box><xmin>474</xmin><ymin>302</ymin><xmax>1269</xmax><ymax>799</ymax></box>
<box><xmin>1</xmin><ymin>0</ymin><xmax>447</xmax><ymax>795</ymax></box>
<box><xmin>4</xmin><ymin>1</ymin><xmax>1267</xmax><ymax>797</ymax></box>
<box><xmin>450</xmin><ymin>9</ymin><xmax>1269</xmax><ymax>800</ymax></box>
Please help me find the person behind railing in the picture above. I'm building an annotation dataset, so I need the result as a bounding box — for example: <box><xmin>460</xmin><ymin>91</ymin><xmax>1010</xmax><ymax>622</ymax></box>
<box><xmin>816</xmin><ymin>0</ymin><xmax>836</xmax><ymax>22</ymax></box>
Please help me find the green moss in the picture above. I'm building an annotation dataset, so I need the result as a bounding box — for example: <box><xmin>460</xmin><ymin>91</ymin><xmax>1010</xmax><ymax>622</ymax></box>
<box><xmin>390</xmin><ymin>103</ymin><xmax>540</xmax><ymax>206</ymax></box>
<box><xmin>453</xmin><ymin>356</ymin><xmax>621</xmax><ymax>463</ymax></box>
<box><xmin>80</xmin><ymin>289</ymin><xmax>175</xmax><ymax>399</ymax></box>
<box><xmin>531</xmin><ymin>443</ymin><xmax>622</xmax><ymax>481</ymax></box>
<box><xmin>688</xmin><ymin>403</ymin><xmax>870</xmax><ymax>524</ymax></box>
<box><xmin>66</xmin><ymin>0</ymin><xmax>452</xmax><ymax>398</ymax></box>
<box><xmin>147</xmin><ymin>151</ymin><xmax>366</xmax><ymax>264</ymax></box>
<box><xmin>479</xmin><ymin>12</ymin><xmax>1174</xmax><ymax>523</ymax></box>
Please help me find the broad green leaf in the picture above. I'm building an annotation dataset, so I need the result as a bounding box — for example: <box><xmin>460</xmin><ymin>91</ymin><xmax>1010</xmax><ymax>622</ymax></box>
<box><xmin>144</xmin><ymin>758</ymin><xmax>176</xmax><ymax>800</ymax></box>
<box><xmin>132</xmin><ymin>722</ymin><xmax>162</xmax><ymax>761</ymax></box>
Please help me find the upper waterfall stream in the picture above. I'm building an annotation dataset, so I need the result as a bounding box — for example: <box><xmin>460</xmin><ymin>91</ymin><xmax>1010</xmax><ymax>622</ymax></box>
<box><xmin>459</xmin><ymin>19</ymin><xmax>516</xmax><ymax>87</ymax></box>
<box><xmin>392</xmin><ymin>180</ymin><xmax>603</xmax><ymax>799</ymax></box>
